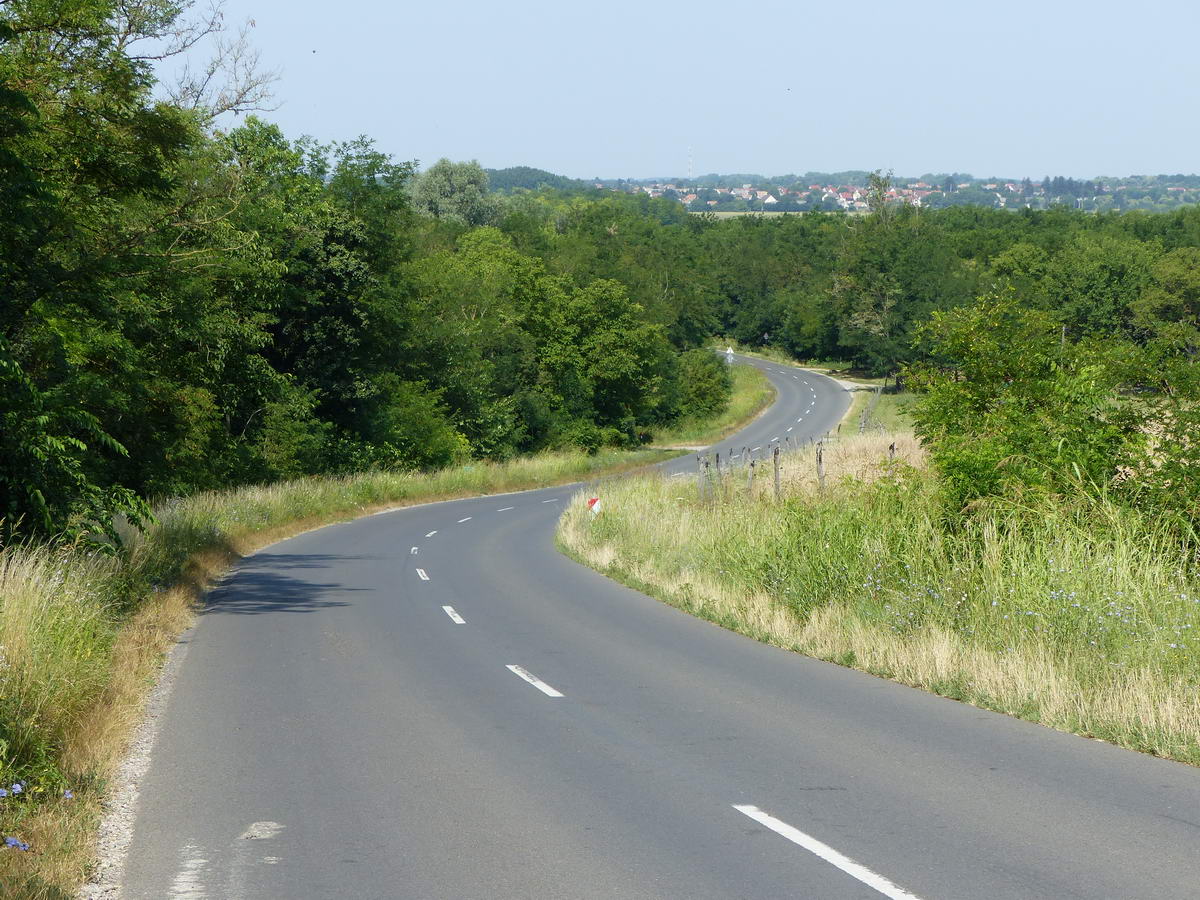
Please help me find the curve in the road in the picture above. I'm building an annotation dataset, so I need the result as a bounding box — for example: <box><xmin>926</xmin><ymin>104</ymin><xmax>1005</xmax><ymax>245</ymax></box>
<box><xmin>118</xmin><ymin>355</ymin><xmax>1200</xmax><ymax>900</ymax></box>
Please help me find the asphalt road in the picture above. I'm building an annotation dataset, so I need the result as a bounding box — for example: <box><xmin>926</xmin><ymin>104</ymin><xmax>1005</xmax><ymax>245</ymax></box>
<box><xmin>121</xmin><ymin>355</ymin><xmax>1200</xmax><ymax>899</ymax></box>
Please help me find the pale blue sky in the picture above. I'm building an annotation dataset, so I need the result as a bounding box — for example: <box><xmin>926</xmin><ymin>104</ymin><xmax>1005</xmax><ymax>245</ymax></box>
<box><xmin>184</xmin><ymin>0</ymin><xmax>1200</xmax><ymax>179</ymax></box>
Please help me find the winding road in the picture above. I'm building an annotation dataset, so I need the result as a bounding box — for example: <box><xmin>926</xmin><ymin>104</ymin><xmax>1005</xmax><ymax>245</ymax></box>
<box><xmin>120</xmin><ymin>355</ymin><xmax>1200</xmax><ymax>899</ymax></box>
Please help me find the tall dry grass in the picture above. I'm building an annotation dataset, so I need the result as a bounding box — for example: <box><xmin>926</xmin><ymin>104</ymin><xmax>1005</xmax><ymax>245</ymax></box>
<box><xmin>559</xmin><ymin>432</ymin><xmax>1200</xmax><ymax>764</ymax></box>
<box><xmin>0</xmin><ymin>445</ymin><xmax>674</xmax><ymax>897</ymax></box>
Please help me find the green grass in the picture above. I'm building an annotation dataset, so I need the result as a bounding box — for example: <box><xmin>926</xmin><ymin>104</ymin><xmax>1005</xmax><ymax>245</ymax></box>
<box><xmin>650</xmin><ymin>364</ymin><xmax>774</xmax><ymax>447</ymax></box>
<box><xmin>867</xmin><ymin>392</ymin><xmax>915</xmax><ymax>431</ymax></box>
<box><xmin>559</xmin><ymin>430</ymin><xmax>1200</xmax><ymax>766</ymax></box>
<box><xmin>861</xmin><ymin>391</ymin><xmax>916</xmax><ymax>432</ymax></box>
<box><xmin>0</xmin><ymin>445</ymin><xmax>678</xmax><ymax>896</ymax></box>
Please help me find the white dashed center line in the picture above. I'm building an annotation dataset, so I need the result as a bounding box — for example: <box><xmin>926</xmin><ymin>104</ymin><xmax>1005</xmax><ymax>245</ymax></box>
<box><xmin>497</xmin><ymin>506</ymin><xmax>514</xmax><ymax>511</ymax></box>
<box><xmin>457</xmin><ymin>516</ymin><xmax>472</xmax><ymax>523</ymax></box>
<box><xmin>425</xmin><ymin>530</ymin><xmax>437</xmax><ymax>538</ymax></box>
<box><xmin>506</xmin><ymin>665</ymin><xmax>564</xmax><ymax>697</ymax></box>
<box><xmin>442</xmin><ymin>606</ymin><xmax>465</xmax><ymax>624</ymax></box>
<box><xmin>415</xmin><ymin>568</ymin><xmax>430</xmax><ymax>581</ymax></box>
<box><xmin>751</xmin><ymin>446</ymin><xmax>762</xmax><ymax>452</ymax></box>
<box><xmin>786</xmin><ymin>427</ymin><xmax>793</xmax><ymax>432</ymax></box>
<box><xmin>410</xmin><ymin>546</ymin><xmax>418</xmax><ymax>555</ymax></box>
<box><xmin>733</xmin><ymin>805</ymin><xmax>922</xmax><ymax>900</ymax></box>
<box><xmin>541</xmin><ymin>498</ymin><xmax>559</xmax><ymax>503</ymax></box>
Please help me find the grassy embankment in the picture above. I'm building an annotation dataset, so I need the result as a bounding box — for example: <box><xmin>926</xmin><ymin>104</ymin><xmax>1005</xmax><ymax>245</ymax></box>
<box><xmin>0</xmin><ymin>363</ymin><xmax>776</xmax><ymax>897</ymax></box>
<box><xmin>559</xmin><ymin>430</ymin><xmax>1200</xmax><ymax>766</ymax></box>
<box><xmin>863</xmin><ymin>391</ymin><xmax>916</xmax><ymax>432</ymax></box>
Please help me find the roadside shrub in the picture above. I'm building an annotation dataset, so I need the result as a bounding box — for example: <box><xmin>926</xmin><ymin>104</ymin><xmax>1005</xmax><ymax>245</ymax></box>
<box><xmin>676</xmin><ymin>349</ymin><xmax>733</xmax><ymax>420</ymax></box>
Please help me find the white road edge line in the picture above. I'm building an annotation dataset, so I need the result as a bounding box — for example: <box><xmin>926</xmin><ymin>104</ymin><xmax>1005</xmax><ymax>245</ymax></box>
<box><xmin>425</xmin><ymin>530</ymin><xmax>437</xmax><ymax>538</ymax></box>
<box><xmin>457</xmin><ymin>516</ymin><xmax>472</xmax><ymax>523</ymax></box>
<box><xmin>442</xmin><ymin>606</ymin><xmax>465</xmax><ymax>624</ymax></box>
<box><xmin>670</xmin><ymin>472</ymin><xmax>687</xmax><ymax>477</ymax></box>
<box><xmin>732</xmin><ymin>805</ymin><xmax>922</xmax><ymax>900</ymax></box>
<box><xmin>506</xmin><ymin>665</ymin><xmax>564</xmax><ymax>698</ymax></box>
<box><xmin>497</xmin><ymin>506</ymin><xmax>515</xmax><ymax>511</ymax></box>
<box><xmin>416</xmin><ymin>568</ymin><xmax>429</xmax><ymax>581</ymax></box>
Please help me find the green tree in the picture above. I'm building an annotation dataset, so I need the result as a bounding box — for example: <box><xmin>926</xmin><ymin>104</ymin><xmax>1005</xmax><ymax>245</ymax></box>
<box><xmin>411</xmin><ymin>158</ymin><xmax>498</xmax><ymax>226</ymax></box>
<box><xmin>907</xmin><ymin>296</ymin><xmax>1127</xmax><ymax>511</ymax></box>
<box><xmin>675</xmin><ymin>349</ymin><xmax>733</xmax><ymax>420</ymax></box>
<box><xmin>0</xmin><ymin>0</ymin><xmax>200</xmax><ymax>536</ymax></box>
<box><xmin>1042</xmin><ymin>234</ymin><xmax>1157</xmax><ymax>338</ymax></box>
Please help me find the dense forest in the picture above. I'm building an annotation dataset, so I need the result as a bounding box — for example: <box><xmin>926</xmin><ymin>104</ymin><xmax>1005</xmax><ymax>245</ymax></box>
<box><xmin>3</xmin><ymin>0</ymin><xmax>1199</xmax><ymax>545</ymax></box>
<box><xmin>485</xmin><ymin>166</ymin><xmax>593</xmax><ymax>195</ymax></box>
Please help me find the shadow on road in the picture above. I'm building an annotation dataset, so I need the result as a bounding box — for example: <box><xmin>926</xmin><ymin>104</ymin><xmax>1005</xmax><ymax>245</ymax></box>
<box><xmin>202</xmin><ymin>552</ymin><xmax>369</xmax><ymax>615</ymax></box>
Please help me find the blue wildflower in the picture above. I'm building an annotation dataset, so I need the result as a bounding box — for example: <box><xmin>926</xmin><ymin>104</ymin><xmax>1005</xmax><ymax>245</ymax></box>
<box><xmin>10</xmin><ymin>783</ymin><xmax>21</xmax><ymax>794</ymax></box>
<box><xmin>4</xmin><ymin>836</ymin><xmax>29</xmax><ymax>850</ymax></box>
<box><xmin>0</xmin><ymin>789</ymin><xmax>7</xmax><ymax>798</ymax></box>
<box><xmin>63</xmin><ymin>789</ymin><xmax>74</xmax><ymax>799</ymax></box>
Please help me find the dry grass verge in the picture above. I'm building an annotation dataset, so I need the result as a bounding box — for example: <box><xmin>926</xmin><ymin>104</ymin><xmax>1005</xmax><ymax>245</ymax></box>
<box><xmin>559</xmin><ymin>432</ymin><xmax>1200</xmax><ymax>766</ymax></box>
<box><xmin>0</xmin><ymin>446</ymin><xmax>676</xmax><ymax>898</ymax></box>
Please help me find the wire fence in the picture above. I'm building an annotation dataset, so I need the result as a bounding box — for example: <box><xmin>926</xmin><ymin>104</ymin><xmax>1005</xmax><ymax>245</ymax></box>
<box><xmin>691</xmin><ymin>424</ymin><xmax>904</xmax><ymax>504</ymax></box>
<box><xmin>858</xmin><ymin>384</ymin><xmax>884</xmax><ymax>434</ymax></box>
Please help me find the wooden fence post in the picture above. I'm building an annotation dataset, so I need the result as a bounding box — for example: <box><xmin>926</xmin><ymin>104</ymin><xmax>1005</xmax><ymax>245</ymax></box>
<box><xmin>816</xmin><ymin>441</ymin><xmax>826</xmax><ymax>491</ymax></box>
<box><xmin>773</xmin><ymin>445</ymin><xmax>781</xmax><ymax>501</ymax></box>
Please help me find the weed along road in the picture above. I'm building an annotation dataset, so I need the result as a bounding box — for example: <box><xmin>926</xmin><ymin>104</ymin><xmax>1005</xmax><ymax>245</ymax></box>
<box><xmin>119</xmin><ymin>356</ymin><xmax>1200</xmax><ymax>899</ymax></box>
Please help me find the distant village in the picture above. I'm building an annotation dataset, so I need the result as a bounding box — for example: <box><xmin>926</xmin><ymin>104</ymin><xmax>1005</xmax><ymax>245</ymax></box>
<box><xmin>589</xmin><ymin>174</ymin><xmax>1200</xmax><ymax>213</ymax></box>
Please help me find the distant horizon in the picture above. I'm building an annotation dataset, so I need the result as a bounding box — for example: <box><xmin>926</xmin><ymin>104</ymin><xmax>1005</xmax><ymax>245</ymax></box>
<box><xmin>476</xmin><ymin>164</ymin><xmax>1200</xmax><ymax>183</ymax></box>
